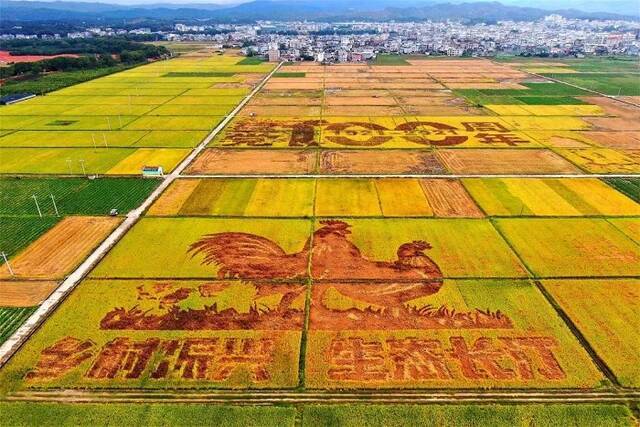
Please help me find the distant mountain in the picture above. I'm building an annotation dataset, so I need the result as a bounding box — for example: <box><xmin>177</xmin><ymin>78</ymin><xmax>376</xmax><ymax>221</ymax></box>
<box><xmin>1</xmin><ymin>0</ymin><xmax>637</xmax><ymax>22</ymax></box>
<box><xmin>499</xmin><ymin>0</ymin><xmax>639</xmax><ymax>16</ymax></box>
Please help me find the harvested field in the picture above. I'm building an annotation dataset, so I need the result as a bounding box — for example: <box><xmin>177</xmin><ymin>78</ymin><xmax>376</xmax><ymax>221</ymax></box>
<box><xmin>437</xmin><ymin>149</ymin><xmax>581</xmax><ymax>174</ymax></box>
<box><xmin>319</xmin><ymin>150</ymin><xmax>447</xmax><ymax>175</ymax></box>
<box><xmin>395</xmin><ymin>96</ymin><xmax>465</xmax><ymax>105</ymax></box>
<box><xmin>0</xmin><ymin>216</ymin><xmax>120</xmax><ymax>280</ymax></box>
<box><xmin>146</xmin><ymin>179</ymin><xmax>201</xmax><ymax>215</ymax></box>
<box><xmin>239</xmin><ymin>105</ymin><xmax>321</xmax><ymax>116</ymax></box>
<box><xmin>583</xmin><ymin>117</ymin><xmax>640</xmax><ymax>131</ymax></box>
<box><xmin>186</xmin><ymin>149</ymin><xmax>317</xmax><ymax>175</ymax></box>
<box><xmin>324</xmin><ymin>97</ymin><xmax>397</xmax><ymax>106</ymax></box>
<box><xmin>0</xmin><ymin>281</ymin><xmax>58</xmax><ymax>307</ymax></box>
<box><xmin>419</xmin><ymin>179</ymin><xmax>485</xmax><ymax>217</ymax></box>
<box><xmin>401</xmin><ymin>105</ymin><xmax>484</xmax><ymax>115</ymax></box>
<box><xmin>248</xmin><ymin>97</ymin><xmax>322</xmax><ymax>106</ymax></box>
<box><xmin>265</xmin><ymin>82</ymin><xmax>323</xmax><ymax>90</ymax></box>
<box><xmin>580</xmin><ymin>131</ymin><xmax>640</xmax><ymax>149</ymax></box>
<box><xmin>323</xmin><ymin>105</ymin><xmax>406</xmax><ymax>116</ymax></box>
<box><xmin>0</xmin><ymin>217</ymin><xmax>60</xmax><ymax>258</ymax></box>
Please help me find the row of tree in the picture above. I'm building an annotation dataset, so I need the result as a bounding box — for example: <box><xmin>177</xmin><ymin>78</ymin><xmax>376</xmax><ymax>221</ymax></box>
<box><xmin>0</xmin><ymin>38</ymin><xmax>169</xmax><ymax>79</ymax></box>
<box><xmin>1</xmin><ymin>37</ymin><xmax>168</xmax><ymax>56</ymax></box>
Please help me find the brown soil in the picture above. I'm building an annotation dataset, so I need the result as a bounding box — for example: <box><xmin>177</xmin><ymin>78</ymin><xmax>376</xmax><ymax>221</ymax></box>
<box><xmin>581</xmin><ymin>131</ymin><xmax>640</xmax><ymax>149</ymax></box>
<box><xmin>0</xmin><ymin>280</ymin><xmax>58</xmax><ymax>306</ymax></box>
<box><xmin>239</xmin><ymin>105</ymin><xmax>321</xmax><ymax>117</ymax></box>
<box><xmin>580</xmin><ymin>97</ymin><xmax>640</xmax><ymax>120</ymax></box>
<box><xmin>444</xmin><ymin>82</ymin><xmax>527</xmax><ymax>89</ymax></box>
<box><xmin>437</xmin><ymin>149</ymin><xmax>581</xmax><ymax>174</ymax></box>
<box><xmin>327</xmin><ymin>90</ymin><xmax>389</xmax><ymax>97</ymax></box>
<box><xmin>323</xmin><ymin>105</ymin><xmax>406</xmax><ymax>116</ymax></box>
<box><xmin>248</xmin><ymin>97</ymin><xmax>322</xmax><ymax>106</ymax></box>
<box><xmin>0</xmin><ymin>216</ymin><xmax>120</xmax><ymax>280</ymax></box>
<box><xmin>401</xmin><ymin>105</ymin><xmax>484</xmax><ymax>116</ymax></box>
<box><xmin>419</xmin><ymin>179</ymin><xmax>484</xmax><ymax>217</ymax></box>
<box><xmin>390</xmin><ymin>90</ymin><xmax>453</xmax><ymax>97</ymax></box>
<box><xmin>583</xmin><ymin>117</ymin><xmax>640</xmax><ymax>131</ymax></box>
<box><xmin>395</xmin><ymin>96</ymin><xmax>463</xmax><ymax>106</ymax></box>
<box><xmin>324</xmin><ymin>97</ymin><xmax>398</xmax><ymax>106</ymax></box>
<box><xmin>186</xmin><ymin>149</ymin><xmax>317</xmax><ymax>174</ymax></box>
<box><xmin>319</xmin><ymin>150</ymin><xmax>447</xmax><ymax>174</ymax></box>
<box><xmin>265</xmin><ymin>82</ymin><xmax>323</xmax><ymax>90</ymax></box>
<box><xmin>147</xmin><ymin>179</ymin><xmax>200</xmax><ymax>216</ymax></box>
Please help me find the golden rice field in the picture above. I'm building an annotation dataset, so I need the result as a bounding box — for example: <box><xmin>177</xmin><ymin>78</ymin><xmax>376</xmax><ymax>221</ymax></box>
<box><xmin>0</xmin><ymin>53</ymin><xmax>274</xmax><ymax>175</ymax></box>
<box><xmin>1</xmin><ymin>51</ymin><xmax>639</xmax><ymax>424</ymax></box>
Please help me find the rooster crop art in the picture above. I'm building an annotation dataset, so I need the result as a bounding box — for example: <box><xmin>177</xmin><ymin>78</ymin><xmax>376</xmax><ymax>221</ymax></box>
<box><xmin>188</xmin><ymin>220</ymin><xmax>443</xmax><ymax>306</ymax></box>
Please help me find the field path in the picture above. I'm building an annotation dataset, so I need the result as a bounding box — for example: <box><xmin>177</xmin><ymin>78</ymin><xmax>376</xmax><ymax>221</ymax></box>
<box><xmin>8</xmin><ymin>389</ymin><xmax>640</xmax><ymax>405</ymax></box>
<box><xmin>0</xmin><ymin>61</ymin><xmax>283</xmax><ymax>367</ymax></box>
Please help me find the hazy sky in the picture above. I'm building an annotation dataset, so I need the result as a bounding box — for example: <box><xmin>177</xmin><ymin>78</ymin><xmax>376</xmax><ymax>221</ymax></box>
<box><xmin>15</xmin><ymin>0</ymin><xmax>636</xmax><ymax>15</ymax></box>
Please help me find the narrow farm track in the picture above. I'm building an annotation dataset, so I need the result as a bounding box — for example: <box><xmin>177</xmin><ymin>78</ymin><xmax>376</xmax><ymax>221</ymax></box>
<box><xmin>183</xmin><ymin>173</ymin><xmax>640</xmax><ymax>179</ymax></box>
<box><xmin>0</xmin><ymin>61</ymin><xmax>284</xmax><ymax>368</ymax></box>
<box><xmin>8</xmin><ymin>389</ymin><xmax>640</xmax><ymax>404</ymax></box>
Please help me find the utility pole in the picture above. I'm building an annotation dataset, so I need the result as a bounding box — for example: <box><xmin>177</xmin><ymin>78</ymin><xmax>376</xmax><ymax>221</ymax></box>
<box><xmin>50</xmin><ymin>194</ymin><xmax>60</xmax><ymax>217</ymax></box>
<box><xmin>66</xmin><ymin>158</ymin><xmax>73</xmax><ymax>174</ymax></box>
<box><xmin>107</xmin><ymin>117</ymin><xmax>112</xmax><ymax>130</ymax></box>
<box><xmin>1</xmin><ymin>252</ymin><xmax>14</xmax><ymax>276</ymax></box>
<box><xmin>79</xmin><ymin>159</ymin><xmax>87</xmax><ymax>176</ymax></box>
<box><xmin>91</xmin><ymin>133</ymin><xmax>97</xmax><ymax>150</ymax></box>
<box><xmin>32</xmin><ymin>194</ymin><xmax>42</xmax><ymax>217</ymax></box>
<box><xmin>102</xmin><ymin>133</ymin><xmax>108</xmax><ymax>148</ymax></box>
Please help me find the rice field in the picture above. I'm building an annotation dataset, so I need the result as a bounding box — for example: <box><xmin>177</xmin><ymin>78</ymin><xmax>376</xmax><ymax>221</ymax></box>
<box><xmin>0</xmin><ymin>53</ymin><xmax>273</xmax><ymax>176</ymax></box>
<box><xmin>0</xmin><ymin>53</ymin><xmax>638</xmax><ymax>424</ymax></box>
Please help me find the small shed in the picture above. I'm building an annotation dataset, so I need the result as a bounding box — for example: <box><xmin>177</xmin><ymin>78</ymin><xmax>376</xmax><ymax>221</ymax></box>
<box><xmin>142</xmin><ymin>165</ymin><xmax>164</xmax><ymax>177</ymax></box>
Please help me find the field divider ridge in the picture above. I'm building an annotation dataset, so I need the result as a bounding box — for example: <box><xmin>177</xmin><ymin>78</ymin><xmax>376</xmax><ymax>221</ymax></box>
<box><xmin>0</xmin><ymin>60</ymin><xmax>284</xmax><ymax>368</ymax></box>
<box><xmin>181</xmin><ymin>173</ymin><xmax>639</xmax><ymax>179</ymax></box>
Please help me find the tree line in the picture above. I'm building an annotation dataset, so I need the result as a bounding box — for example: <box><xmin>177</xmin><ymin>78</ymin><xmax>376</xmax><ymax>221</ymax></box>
<box><xmin>0</xmin><ymin>38</ymin><xmax>169</xmax><ymax>79</ymax></box>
